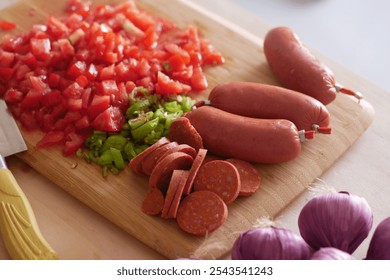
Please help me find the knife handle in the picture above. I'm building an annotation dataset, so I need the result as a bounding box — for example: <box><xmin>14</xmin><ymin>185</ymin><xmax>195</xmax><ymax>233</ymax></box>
<box><xmin>0</xmin><ymin>168</ymin><xmax>58</xmax><ymax>260</ymax></box>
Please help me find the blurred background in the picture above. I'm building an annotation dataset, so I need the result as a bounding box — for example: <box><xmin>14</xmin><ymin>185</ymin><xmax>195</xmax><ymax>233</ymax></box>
<box><xmin>231</xmin><ymin>0</ymin><xmax>390</xmax><ymax>92</ymax></box>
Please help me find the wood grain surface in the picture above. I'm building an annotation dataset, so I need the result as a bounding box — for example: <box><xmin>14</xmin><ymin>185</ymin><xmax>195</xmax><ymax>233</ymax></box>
<box><xmin>0</xmin><ymin>0</ymin><xmax>375</xmax><ymax>259</ymax></box>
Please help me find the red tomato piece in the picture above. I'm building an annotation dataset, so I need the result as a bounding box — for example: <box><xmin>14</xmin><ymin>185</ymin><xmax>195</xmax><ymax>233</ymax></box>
<box><xmin>155</xmin><ymin>71</ymin><xmax>191</xmax><ymax>95</ymax></box>
<box><xmin>36</xmin><ymin>131</ymin><xmax>65</xmax><ymax>148</ymax></box>
<box><xmin>63</xmin><ymin>132</ymin><xmax>86</xmax><ymax>156</ymax></box>
<box><xmin>0</xmin><ymin>20</ymin><xmax>16</xmax><ymax>31</ymax></box>
<box><xmin>190</xmin><ymin>65</ymin><xmax>208</xmax><ymax>91</ymax></box>
<box><xmin>30</xmin><ymin>38</ymin><xmax>51</xmax><ymax>61</ymax></box>
<box><xmin>0</xmin><ymin>67</ymin><xmax>14</xmax><ymax>83</ymax></box>
<box><xmin>3</xmin><ymin>89</ymin><xmax>24</xmax><ymax>104</ymax></box>
<box><xmin>0</xmin><ymin>50</ymin><xmax>15</xmax><ymax>67</ymax></box>
<box><xmin>91</xmin><ymin>106</ymin><xmax>125</xmax><ymax>132</ymax></box>
<box><xmin>88</xmin><ymin>94</ymin><xmax>110</xmax><ymax>119</ymax></box>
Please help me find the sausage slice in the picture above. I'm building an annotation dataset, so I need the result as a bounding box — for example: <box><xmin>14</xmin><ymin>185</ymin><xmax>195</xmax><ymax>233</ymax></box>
<box><xmin>193</xmin><ymin>160</ymin><xmax>241</xmax><ymax>205</ymax></box>
<box><xmin>176</xmin><ymin>190</ymin><xmax>228</xmax><ymax>236</ymax></box>
<box><xmin>168</xmin><ymin>116</ymin><xmax>203</xmax><ymax>150</ymax></box>
<box><xmin>129</xmin><ymin>137</ymin><xmax>170</xmax><ymax>175</ymax></box>
<box><xmin>149</xmin><ymin>151</ymin><xmax>193</xmax><ymax>191</ymax></box>
<box><xmin>226</xmin><ymin>158</ymin><xmax>261</xmax><ymax>197</ymax></box>
<box><xmin>141</xmin><ymin>188</ymin><xmax>165</xmax><ymax>216</ymax></box>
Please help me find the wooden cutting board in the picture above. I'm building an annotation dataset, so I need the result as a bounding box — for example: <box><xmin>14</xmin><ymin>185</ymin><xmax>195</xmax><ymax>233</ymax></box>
<box><xmin>1</xmin><ymin>0</ymin><xmax>375</xmax><ymax>259</ymax></box>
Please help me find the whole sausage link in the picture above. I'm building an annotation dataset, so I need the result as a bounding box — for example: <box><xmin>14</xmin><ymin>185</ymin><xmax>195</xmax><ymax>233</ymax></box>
<box><xmin>263</xmin><ymin>26</ymin><xmax>363</xmax><ymax>105</ymax></box>
<box><xmin>184</xmin><ymin>106</ymin><xmax>312</xmax><ymax>164</ymax></box>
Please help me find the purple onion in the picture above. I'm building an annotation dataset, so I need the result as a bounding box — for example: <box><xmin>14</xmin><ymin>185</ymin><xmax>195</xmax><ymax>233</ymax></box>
<box><xmin>365</xmin><ymin>216</ymin><xmax>390</xmax><ymax>260</ymax></box>
<box><xmin>298</xmin><ymin>191</ymin><xmax>373</xmax><ymax>254</ymax></box>
<box><xmin>231</xmin><ymin>226</ymin><xmax>311</xmax><ymax>260</ymax></box>
<box><xmin>311</xmin><ymin>247</ymin><xmax>355</xmax><ymax>260</ymax></box>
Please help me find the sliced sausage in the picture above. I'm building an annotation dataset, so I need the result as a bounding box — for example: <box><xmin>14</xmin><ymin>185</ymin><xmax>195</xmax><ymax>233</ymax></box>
<box><xmin>141</xmin><ymin>142</ymin><xmax>179</xmax><ymax>176</ymax></box>
<box><xmin>183</xmin><ymin>148</ymin><xmax>208</xmax><ymax>195</ymax></box>
<box><xmin>168</xmin><ymin>116</ymin><xmax>203</xmax><ymax>150</ymax></box>
<box><xmin>185</xmin><ymin>106</ymin><xmax>308</xmax><ymax>164</ymax></box>
<box><xmin>161</xmin><ymin>170</ymin><xmax>189</xmax><ymax>219</ymax></box>
<box><xmin>149</xmin><ymin>151</ymin><xmax>193</xmax><ymax>191</ymax></box>
<box><xmin>129</xmin><ymin>137</ymin><xmax>170</xmax><ymax>175</ymax></box>
<box><xmin>208</xmin><ymin>81</ymin><xmax>331</xmax><ymax>132</ymax></box>
<box><xmin>193</xmin><ymin>160</ymin><xmax>241</xmax><ymax>205</ymax></box>
<box><xmin>176</xmin><ymin>190</ymin><xmax>228</xmax><ymax>236</ymax></box>
<box><xmin>226</xmin><ymin>158</ymin><xmax>261</xmax><ymax>197</ymax></box>
<box><xmin>141</xmin><ymin>188</ymin><xmax>165</xmax><ymax>216</ymax></box>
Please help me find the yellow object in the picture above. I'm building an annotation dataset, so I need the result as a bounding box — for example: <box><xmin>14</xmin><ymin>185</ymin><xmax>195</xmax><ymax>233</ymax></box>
<box><xmin>0</xmin><ymin>168</ymin><xmax>58</xmax><ymax>260</ymax></box>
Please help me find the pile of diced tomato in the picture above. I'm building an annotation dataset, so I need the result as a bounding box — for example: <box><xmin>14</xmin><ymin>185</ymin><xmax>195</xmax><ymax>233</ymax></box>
<box><xmin>0</xmin><ymin>0</ymin><xmax>224</xmax><ymax>156</ymax></box>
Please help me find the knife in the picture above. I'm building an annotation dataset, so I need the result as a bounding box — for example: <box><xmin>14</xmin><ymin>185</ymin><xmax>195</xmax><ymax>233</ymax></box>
<box><xmin>0</xmin><ymin>99</ymin><xmax>57</xmax><ymax>260</ymax></box>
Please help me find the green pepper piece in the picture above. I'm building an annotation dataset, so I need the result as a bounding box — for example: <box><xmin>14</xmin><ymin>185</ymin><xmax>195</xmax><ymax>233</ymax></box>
<box><xmin>126</xmin><ymin>98</ymin><xmax>151</xmax><ymax>118</ymax></box>
<box><xmin>110</xmin><ymin>147</ymin><xmax>125</xmax><ymax>169</ymax></box>
<box><xmin>131</xmin><ymin>117</ymin><xmax>159</xmax><ymax>142</ymax></box>
<box><xmin>97</xmin><ymin>149</ymin><xmax>113</xmax><ymax>166</ymax></box>
<box><xmin>163</xmin><ymin>100</ymin><xmax>182</xmax><ymax>113</ymax></box>
<box><xmin>128</xmin><ymin>111</ymin><xmax>154</xmax><ymax>130</ymax></box>
<box><xmin>101</xmin><ymin>135</ymin><xmax>128</xmax><ymax>152</ymax></box>
<box><xmin>180</xmin><ymin>96</ymin><xmax>196</xmax><ymax>112</ymax></box>
<box><xmin>123</xmin><ymin>141</ymin><xmax>137</xmax><ymax>160</ymax></box>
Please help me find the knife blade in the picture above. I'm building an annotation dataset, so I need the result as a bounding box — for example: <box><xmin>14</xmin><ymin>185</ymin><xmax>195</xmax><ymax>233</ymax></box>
<box><xmin>0</xmin><ymin>99</ymin><xmax>57</xmax><ymax>260</ymax></box>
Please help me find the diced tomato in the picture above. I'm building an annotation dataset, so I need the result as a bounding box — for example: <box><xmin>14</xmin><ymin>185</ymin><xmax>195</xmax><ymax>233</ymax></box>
<box><xmin>0</xmin><ymin>0</ymin><xmax>224</xmax><ymax>156</ymax></box>
<box><xmin>99</xmin><ymin>80</ymin><xmax>119</xmax><ymax>96</ymax></box>
<box><xmin>19</xmin><ymin>111</ymin><xmax>39</xmax><ymax>130</ymax></box>
<box><xmin>36</xmin><ymin>131</ymin><xmax>65</xmax><ymax>148</ymax></box>
<box><xmin>0</xmin><ymin>67</ymin><xmax>14</xmax><ymax>83</ymax></box>
<box><xmin>155</xmin><ymin>71</ymin><xmax>191</xmax><ymax>95</ymax></box>
<box><xmin>41</xmin><ymin>90</ymin><xmax>63</xmax><ymax>107</ymax></box>
<box><xmin>165</xmin><ymin>54</ymin><xmax>186</xmax><ymax>72</ymax></box>
<box><xmin>63</xmin><ymin>132</ymin><xmax>86</xmax><ymax>156</ymax></box>
<box><xmin>74</xmin><ymin>115</ymin><xmax>90</xmax><ymax>131</ymax></box>
<box><xmin>3</xmin><ymin>89</ymin><xmax>24</xmax><ymax>104</ymax></box>
<box><xmin>67</xmin><ymin>60</ymin><xmax>86</xmax><ymax>78</ymax></box>
<box><xmin>47</xmin><ymin>16</ymin><xmax>69</xmax><ymax>39</ymax></box>
<box><xmin>190</xmin><ymin>65</ymin><xmax>208</xmax><ymax>91</ymax></box>
<box><xmin>0</xmin><ymin>20</ymin><xmax>16</xmax><ymax>31</ymax></box>
<box><xmin>0</xmin><ymin>50</ymin><xmax>15</xmax><ymax>67</ymax></box>
<box><xmin>47</xmin><ymin>73</ymin><xmax>60</xmax><ymax>88</ymax></box>
<box><xmin>75</xmin><ymin>74</ymin><xmax>89</xmax><ymax>87</ymax></box>
<box><xmin>29</xmin><ymin>76</ymin><xmax>47</xmax><ymax>91</ymax></box>
<box><xmin>91</xmin><ymin>106</ymin><xmax>124</xmax><ymax>132</ymax></box>
<box><xmin>30</xmin><ymin>38</ymin><xmax>51</xmax><ymax>61</ymax></box>
<box><xmin>67</xmin><ymin>98</ymin><xmax>83</xmax><ymax>110</ymax></box>
<box><xmin>21</xmin><ymin>89</ymin><xmax>44</xmax><ymax>109</ymax></box>
<box><xmin>165</xmin><ymin>43</ymin><xmax>191</xmax><ymax>64</ymax></box>
<box><xmin>88</xmin><ymin>94</ymin><xmax>110</xmax><ymax>119</ymax></box>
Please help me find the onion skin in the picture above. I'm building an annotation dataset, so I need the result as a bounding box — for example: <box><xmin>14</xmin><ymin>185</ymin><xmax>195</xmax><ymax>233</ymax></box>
<box><xmin>298</xmin><ymin>192</ymin><xmax>373</xmax><ymax>254</ymax></box>
<box><xmin>365</xmin><ymin>216</ymin><xmax>390</xmax><ymax>260</ymax></box>
<box><xmin>231</xmin><ymin>227</ymin><xmax>311</xmax><ymax>260</ymax></box>
<box><xmin>311</xmin><ymin>247</ymin><xmax>355</xmax><ymax>260</ymax></box>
